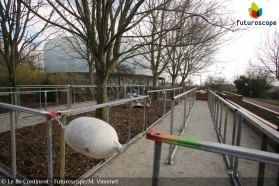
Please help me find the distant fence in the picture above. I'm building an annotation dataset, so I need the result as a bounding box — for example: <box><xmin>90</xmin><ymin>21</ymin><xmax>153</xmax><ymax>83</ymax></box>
<box><xmin>0</xmin><ymin>85</ymin><xmax>148</xmax><ymax>112</ymax></box>
<box><xmin>0</xmin><ymin>85</ymin><xmax>185</xmax><ymax>112</ymax></box>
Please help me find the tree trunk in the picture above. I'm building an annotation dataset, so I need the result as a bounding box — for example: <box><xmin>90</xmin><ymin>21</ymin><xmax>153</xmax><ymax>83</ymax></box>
<box><xmin>8</xmin><ymin>49</ymin><xmax>16</xmax><ymax>104</ymax></box>
<box><xmin>95</xmin><ymin>73</ymin><xmax>108</xmax><ymax>120</ymax></box>
<box><xmin>171</xmin><ymin>75</ymin><xmax>177</xmax><ymax>97</ymax></box>
<box><xmin>152</xmin><ymin>73</ymin><xmax>159</xmax><ymax>99</ymax></box>
<box><xmin>9</xmin><ymin>72</ymin><xmax>16</xmax><ymax>104</ymax></box>
<box><xmin>171</xmin><ymin>76</ymin><xmax>176</xmax><ymax>87</ymax></box>
<box><xmin>89</xmin><ymin>63</ymin><xmax>94</xmax><ymax>95</ymax></box>
<box><xmin>179</xmin><ymin>76</ymin><xmax>187</xmax><ymax>87</ymax></box>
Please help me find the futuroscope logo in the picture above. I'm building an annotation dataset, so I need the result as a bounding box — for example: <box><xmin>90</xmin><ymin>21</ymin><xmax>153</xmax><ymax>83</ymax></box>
<box><xmin>236</xmin><ymin>2</ymin><xmax>276</xmax><ymax>27</ymax></box>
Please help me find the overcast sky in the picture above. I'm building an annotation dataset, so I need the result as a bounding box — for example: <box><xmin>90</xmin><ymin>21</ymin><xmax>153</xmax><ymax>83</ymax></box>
<box><xmin>38</xmin><ymin>0</ymin><xmax>279</xmax><ymax>85</ymax></box>
<box><xmin>192</xmin><ymin>0</ymin><xmax>279</xmax><ymax>85</ymax></box>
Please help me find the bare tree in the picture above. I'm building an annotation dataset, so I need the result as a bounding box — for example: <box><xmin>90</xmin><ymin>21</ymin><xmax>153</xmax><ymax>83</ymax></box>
<box><xmin>59</xmin><ymin>35</ymin><xmax>137</xmax><ymax>91</ymax></box>
<box><xmin>164</xmin><ymin>0</ymin><xmax>232</xmax><ymax>87</ymax></box>
<box><xmin>178</xmin><ymin>40</ymin><xmax>218</xmax><ymax>87</ymax></box>
<box><xmin>256</xmin><ymin>28</ymin><xmax>279</xmax><ymax>81</ymax></box>
<box><xmin>20</xmin><ymin>0</ymin><xmax>172</xmax><ymax>119</ymax></box>
<box><xmin>131</xmin><ymin>1</ymin><xmax>173</xmax><ymax>89</ymax></box>
<box><xmin>0</xmin><ymin>0</ymin><xmax>52</xmax><ymax>102</ymax></box>
<box><xmin>203</xmin><ymin>74</ymin><xmax>232</xmax><ymax>91</ymax></box>
<box><xmin>114</xmin><ymin>63</ymin><xmax>134</xmax><ymax>74</ymax></box>
<box><xmin>245</xmin><ymin>60</ymin><xmax>275</xmax><ymax>85</ymax></box>
<box><xmin>132</xmin><ymin>0</ymin><xmax>235</xmax><ymax>89</ymax></box>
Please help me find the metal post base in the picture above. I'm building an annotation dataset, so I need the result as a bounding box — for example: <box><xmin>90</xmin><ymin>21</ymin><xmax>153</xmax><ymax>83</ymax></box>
<box><xmin>165</xmin><ymin>159</ymin><xmax>174</xmax><ymax>165</ymax></box>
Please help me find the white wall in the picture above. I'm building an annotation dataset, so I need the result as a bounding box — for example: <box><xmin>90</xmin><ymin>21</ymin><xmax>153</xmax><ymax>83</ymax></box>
<box><xmin>44</xmin><ymin>37</ymin><xmax>164</xmax><ymax>78</ymax></box>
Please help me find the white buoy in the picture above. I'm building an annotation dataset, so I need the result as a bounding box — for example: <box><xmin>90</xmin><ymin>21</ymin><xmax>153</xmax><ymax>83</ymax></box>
<box><xmin>65</xmin><ymin>117</ymin><xmax>123</xmax><ymax>159</ymax></box>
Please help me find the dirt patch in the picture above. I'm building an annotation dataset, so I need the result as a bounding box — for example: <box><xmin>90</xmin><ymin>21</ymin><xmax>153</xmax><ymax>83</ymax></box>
<box><xmin>0</xmin><ymin>100</ymin><xmax>171</xmax><ymax>183</ymax></box>
<box><xmin>229</xmin><ymin>99</ymin><xmax>278</xmax><ymax>125</ymax></box>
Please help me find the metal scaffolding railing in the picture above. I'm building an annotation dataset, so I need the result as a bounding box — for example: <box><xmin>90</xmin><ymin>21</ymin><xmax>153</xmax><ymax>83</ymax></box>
<box><xmin>0</xmin><ymin>96</ymin><xmax>150</xmax><ymax>186</ymax></box>
<box><xmin>147</xmin><ymin>87</ymin><xmax>184</xmax><ymax>115</ymax></box>
<box><xmin>0</xmin><ymin>89</ymin><xmax>68</xmax><ymax>111</ymax></box>
<box><xmin>207</xmin><ymin>90</ymin><xmax>279</xmax><ymax>186</ymax></box>
<box><xmin>0</xmin><ymin>102</ymin><xmax>59</xmax><ymax>185</ymax></box>
<box><xmin>146</xmin><ymin>90</ymin><xmax>279</xmax><ymax>186</ymax></box>
<box><xmin>0</xmin><ymin>85</ymin><xmax>149</xmax><ymax>112</ymax></box>
<box><xmin>165</xmin><ymin>88</ymin><xmax>196</xmax><ymax>165</ymax></box>
<box><xmin>0</xmin><ymin>86</ymin><xmax>189</xmax><ymax>186</ymax></box>
<box><xmin>146</xmin><ymin>130</ymin><xmax>279</xmax><ymax>186</ymax></box>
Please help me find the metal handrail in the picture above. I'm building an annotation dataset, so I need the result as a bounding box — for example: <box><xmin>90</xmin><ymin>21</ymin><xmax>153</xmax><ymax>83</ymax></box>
<box><xmin>146</xmin><ymin>129</ymin><xmax>279</xmax><ymax>186</ymax></box>
<box><xmin>16</xmin><ymin>84</ymin><xmax>147</xmax><ymax>88</ymax></box>
<box><xmin>209</xmin><ymin>90</ymin><xmax>238</xmax><ymax>110</ymax></box>
<box><xmin>0</xmin><ymin>89</ymin><xmax>67</xmax><ymax>96</ymax></box>
<box><xmin>207</xmin><ymin>90</ymin><xmax>279</xmax><ymax>186</ymax></box>
<box><xmin>238</xmin><ymin>109</ymin><xmax>279</xmax><ymax>144</ymax></box>
<box><xmin>208</xmin><ymin>90</ymin><xmax>279</xmax><ymax>143</ymax></box>
<box><xmin>165</xmin><ymin>88</ymin><xmax>197</xmax><ymax>165</ymax></box>
<box><xmin>147</xmin><ymin>87</ymin><xmax>183</xmax><ymax>94</ymax></box>
<box><xmin>0</xmin><ymin>102</ymin><xmax>58</xmax><ymax>185</ymax></box>
<box><xmin>172</xmin><ymin>88</ymin><xmax>194</xmax><ymax>100</ymax></box>
<box><xmin>0</xmin><ymin>102</ymin><xmax>58</xmax><ymax>118</ymax></box>
<box><xmin>59</xmin><ymin>96</ymin><xmax>148</xmax><ymax>116</ymax></box>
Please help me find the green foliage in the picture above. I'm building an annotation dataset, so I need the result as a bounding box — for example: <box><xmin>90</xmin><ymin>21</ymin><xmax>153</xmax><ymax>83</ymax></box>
<box><xmin>256</xmin><ymin>98</ymin><xmax>279</xmax><ymax>105</ymax></box>
<box><xmin>233</xmin><ymin>75</ymin><xmax>272</xmax><ymax>98</ymax></box>
<box><xmin>265</xmin><ymin>90</ymin><xmax>279</xmax><ymax>100</ymax></box>
<box><xmin>0</xmin><ymin>64</ymin><xmax>47</xmax><ymax>86</ymax></box>
<box><xmin>0</xmin><ymin>64</ymin><xmax>9</xmax><ymax>86</ymax></box>
<box><xmin>0</xmin><ymin>63</ymin><xmax>89</xmax><ymax>86</ymax></box>
<box><xmin>270</xmin><ymin>90</ymin><xmax>279</xmax><ymax>100</ymax></box>
<box><xmin>16</xmin><ymin>65</ymin><xmax>47</xmax><ymax>85</ymax></box>
<box><xmin>39</xmin><ymin>78</ymin><xmax>56</xmax><ymax>102</ymax></box>
<box><xmin>48</xmin><ymin>72</ymin><xmax>89</xmax><ymax>85</ymax></box>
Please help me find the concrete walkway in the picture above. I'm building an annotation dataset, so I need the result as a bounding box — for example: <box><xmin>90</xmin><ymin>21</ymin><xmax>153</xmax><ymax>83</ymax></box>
<box><xmin>84</xmin><ymin>100</ymin><xmax>278</xmax><ymax>186</ymax></box>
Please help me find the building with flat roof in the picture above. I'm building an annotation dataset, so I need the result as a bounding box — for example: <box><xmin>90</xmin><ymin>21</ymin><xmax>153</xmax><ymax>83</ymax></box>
<box><xmin>44</xmin><ymin>37</ymin><xmax>165</xmax><ymax>86</ymax></box>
